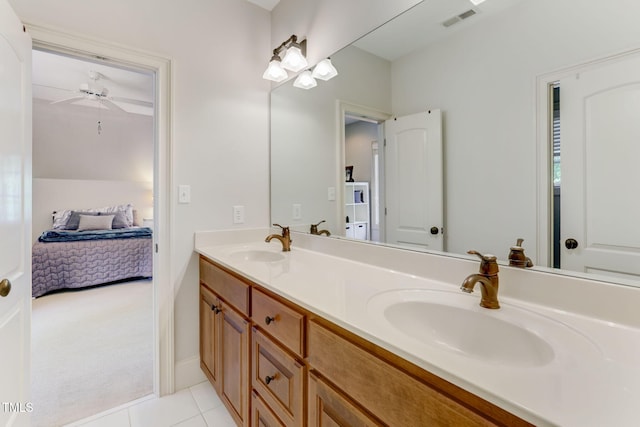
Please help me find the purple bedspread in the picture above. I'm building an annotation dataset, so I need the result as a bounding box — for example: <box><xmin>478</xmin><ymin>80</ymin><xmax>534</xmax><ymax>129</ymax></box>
<box><xmin>32</xmin><ymin>237</ymin><xmax>152</xmax><ymax>298</ymax></box>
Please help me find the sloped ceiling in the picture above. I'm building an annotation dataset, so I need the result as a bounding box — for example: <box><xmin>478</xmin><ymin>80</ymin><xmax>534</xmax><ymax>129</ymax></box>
<box><xmin>246</xmin><ymin>0</ymin><xmax>280</xmax><ymax>11</ymax></box>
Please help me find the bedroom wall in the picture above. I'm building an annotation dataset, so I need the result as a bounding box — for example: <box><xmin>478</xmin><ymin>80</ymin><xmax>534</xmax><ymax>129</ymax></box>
<box><xmin>10</xmin><ymin>0</ymin><xmax>426</xmax><ymax>392</ymax></box>
<box><xmin>32</xmin><ymin>99</ymin><xmax>153</xmax><ymax>182</ymax></box>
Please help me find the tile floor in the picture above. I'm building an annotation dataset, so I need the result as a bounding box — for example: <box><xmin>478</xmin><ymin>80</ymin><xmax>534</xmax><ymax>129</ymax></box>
<box><xmin>64</xmin><ymin>381</ymin><xmax>235</xmax><ymax>427</ymax></box>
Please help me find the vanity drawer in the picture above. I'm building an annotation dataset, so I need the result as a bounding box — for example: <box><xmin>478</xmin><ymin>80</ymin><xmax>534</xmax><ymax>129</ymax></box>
<box><xmin>252</xmin><ymin>288</ymin><xmax>305</xmax><ymax>357</ymax></box>
<box><xmin>252</xmin><ymin>328</ymin><xmax>304</xmax><ymax>427</ymax></box>
<box><xmin>308</xmin><ymin>320</ymin><xmax>503</xmax><ymax>427</ymax></box>
<box><xmin>252</xmin><ymin>390</ymin><xmax>285</xmax><ymax>427</ymax></box>
<box><xmin>199</xmin><ymin>256</ymin><xmax>250</xmax><ymax>316</ymax></box>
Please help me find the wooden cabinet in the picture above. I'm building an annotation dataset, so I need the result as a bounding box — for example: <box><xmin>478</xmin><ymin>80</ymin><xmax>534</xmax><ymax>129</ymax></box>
<box><xmin>199</xmin><ymin>255</ymin><xmax>532</xmax><ymax>427</ymax></box>
<box><xmin>308</xmin><ymin>371</ymin><xmax>382</xmax><ymax>427</ymax></box>
<box><xmin>200</xmin><ymin>257</ymin><xmax>251</xmax><ymax>427</ymax></box>
<box><xmin>200</xmin><ymin>285</ymin><xmax>221</xmax><ymax>392</ymax></box>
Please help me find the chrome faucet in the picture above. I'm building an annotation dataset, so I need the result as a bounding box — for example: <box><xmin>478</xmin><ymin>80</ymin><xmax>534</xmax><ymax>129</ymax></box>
<box><xmin>310</xmin><ymin>220</ymin><xmax>331</xmax><ymax>236</ymax></box>
<box><xmin>461</xmin><ymin>250</ymin><xmax>500</xmax><ymax>309</ymax></box>
<box><xmin>265</xmin><ymin>224</ymin><xmax>292</xmax><ymax>252</ymax></box>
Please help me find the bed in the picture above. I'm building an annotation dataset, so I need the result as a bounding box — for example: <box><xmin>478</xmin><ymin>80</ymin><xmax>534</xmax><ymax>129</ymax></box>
<box><xmin>31</xmin><ymin>204</ymin><xmax>153</xmax><ymax>298</ymax></box>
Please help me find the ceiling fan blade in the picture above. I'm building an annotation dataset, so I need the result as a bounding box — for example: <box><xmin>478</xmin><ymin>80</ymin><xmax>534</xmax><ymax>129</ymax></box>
<box><xmin>50</xmin><ymin>95</ymin><xmax>84</xmax><ymax>105</ymax></box>
<box><xmin>110</xmin><ymin>96</ymin><xmax>153</xmax><ymax>107</ymax></box>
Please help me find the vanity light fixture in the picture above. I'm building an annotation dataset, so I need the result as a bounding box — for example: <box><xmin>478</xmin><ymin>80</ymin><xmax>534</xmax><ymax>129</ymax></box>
<box><xmin>293</xmin><ymin>70</ymin><xmax>317</xmax><ymax>90</ymax></box>
<box><xmin>311</xmin><ymin>58</ymin><xmax>338</xmax><ymax>81</ymax></box>
<box><xmin>262</xmin><ymin>34</ymin><xmax>308</xmax><ymax>81</ymax></box>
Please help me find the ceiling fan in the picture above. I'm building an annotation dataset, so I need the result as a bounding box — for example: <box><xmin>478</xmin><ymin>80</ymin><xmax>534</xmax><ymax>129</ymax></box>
<box><xmin>45</xmin><ymin>70</ymin><xmax>153</xmax><ymax>114</ymax></box>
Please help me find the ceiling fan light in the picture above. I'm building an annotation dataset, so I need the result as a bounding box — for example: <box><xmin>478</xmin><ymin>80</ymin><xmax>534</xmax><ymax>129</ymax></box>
<box><xmin>281</xmin><ymin>44</ymin><xmax>308</xmax><ymax>72</ymax></box>
<box><xmin>311</xmin><ymin>58</ymin><xmax>338</xmax><ymax>81</ymax></box>
<box><xmin>293</xmin><ymin>70</ymin><xmax>317</xmax><ymax>90</ymax></box>
<box><xmin>263</xmin><ymin>56</ymin><xmax>288</xmax><ymax>82</ymax></box>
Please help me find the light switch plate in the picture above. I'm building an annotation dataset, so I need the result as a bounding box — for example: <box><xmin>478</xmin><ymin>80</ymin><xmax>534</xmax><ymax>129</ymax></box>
<box><xmin>328</xmin><ymin>187</ymin><xmax>336</xmax><ymax>201</ymax></box>
<box><xmin>292</xmin><ymin>204</ymin><xmax>302</xmax><ymax>220</ymax></box>
<box><xmin>233</xmin><ymin>205</ymin><xmax>245</xmax><ymax>224</ymax></box>
<box><xmin>178</xmin><ymin>185</ymin><xmax>191</xmax><ymax>204</ymax></box>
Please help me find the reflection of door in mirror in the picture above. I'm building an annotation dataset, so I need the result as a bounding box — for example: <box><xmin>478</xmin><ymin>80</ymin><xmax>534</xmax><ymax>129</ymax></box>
<box><xmin>385</xmin><ymin>110</ymin><xmax>444</xmax><ymax>252</ymax></box>
<box><xmin>552</xmin><ymin>52</ymin><xmax>640</xmax><ymax>281</ymax></box>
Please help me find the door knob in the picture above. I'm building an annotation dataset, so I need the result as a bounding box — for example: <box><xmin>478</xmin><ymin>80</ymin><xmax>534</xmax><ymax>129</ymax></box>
<box><xmin>565</xmin><ymin>238</ymin><xmax>579</xmax><ymax>250</ymax></box>
<box><xmin>430</xmin><ymin>227</ymin><xmax>439</xmax><ymax>235</ymax></box>
<box><xmin>0</xmin><ymin>278</ymin><xmax>11</xmax><ymax>297</ymax></box>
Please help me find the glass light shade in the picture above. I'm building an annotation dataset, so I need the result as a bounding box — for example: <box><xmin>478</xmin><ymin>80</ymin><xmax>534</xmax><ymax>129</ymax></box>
<box><xmin>311</xmin><ymin>58</ymin><xmax>338</xmax><ymax>81</ymax></box>
<box><xmin>263</xmin><ymin>59</ymin><xmax>288</xmax><ymax>82</ymax></box>
<box><xmin>293</xmin><ymin>70</ymin><xmax>317</xmax><ymax>90</ymax></box>
<box><xmin>281</xmin><ymin>45</ymin><xmax>308</xmax><ymax>72</ymax></box>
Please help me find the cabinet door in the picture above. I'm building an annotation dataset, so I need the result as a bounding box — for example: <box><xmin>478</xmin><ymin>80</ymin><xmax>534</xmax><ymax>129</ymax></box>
<box><xmin>220</xmin><ymin>301</ymin><xmax>251</xmax><ymax>427</ymax></box>
<box><xmin>200</xmin><ymin>285</ymin><xmax>221</xmax><ymax>393</ymax></box>
<box><xmin>308</xmin><ymin>371</ymin><xmax>382</xmax><ymax>427</ymax></box>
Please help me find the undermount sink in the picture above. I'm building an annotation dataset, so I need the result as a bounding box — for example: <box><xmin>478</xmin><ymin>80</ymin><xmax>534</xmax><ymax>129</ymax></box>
<box><xmin>367</xmin><ymin>289</ymin><xmax>596</xmax><ymax>367</ymax></box>
<box><xmin>228</xmin><ymin>249</ymin><xmax>286</xmax><ymax>263</ymax></box>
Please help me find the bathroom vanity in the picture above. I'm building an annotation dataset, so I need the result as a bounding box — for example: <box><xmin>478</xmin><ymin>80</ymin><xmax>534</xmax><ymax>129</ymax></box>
<box><xmin>195</xmin><ymin>229</ymin><xmax>640</xmax><ymax>427</ymax></box>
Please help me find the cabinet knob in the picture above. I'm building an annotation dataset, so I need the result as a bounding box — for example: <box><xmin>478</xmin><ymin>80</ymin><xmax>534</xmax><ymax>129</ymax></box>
<box><xmin>265</xmin><ymin>375</ymin><xmax>275</xmax><ymax>385</ymax></box>
<box><xmin>211</xmin><ymin>304</ymin><xmax>221</xmax><ymax>314</ymax></box>
<box><xmin>265</xmin><ymin>316</ymin><xmax>275</xmax><ymax>325</ymax></box>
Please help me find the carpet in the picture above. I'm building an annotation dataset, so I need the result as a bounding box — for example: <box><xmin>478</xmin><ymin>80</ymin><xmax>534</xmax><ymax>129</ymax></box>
<box><xmin>31</xmin><ymin>279</ymin><xmax>154</xmax><ymax>427</ymax></box>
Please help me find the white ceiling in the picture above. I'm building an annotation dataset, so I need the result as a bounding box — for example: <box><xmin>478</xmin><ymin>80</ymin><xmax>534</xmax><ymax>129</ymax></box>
<box><xmin>32</xmin><ymin>49</ymin><xmax>155</xmax><ymax>116</ymax></box>
<box><xmin>353</xmin><ymin>0</ymin><xmax>523</xmax><ymax>61</ymax></box>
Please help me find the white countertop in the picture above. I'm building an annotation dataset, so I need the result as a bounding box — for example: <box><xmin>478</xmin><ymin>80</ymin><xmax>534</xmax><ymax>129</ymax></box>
<box><xmin>195</xmin><ymin>230</ymin><xmax>640</xmax><ymax>427</ymax></box>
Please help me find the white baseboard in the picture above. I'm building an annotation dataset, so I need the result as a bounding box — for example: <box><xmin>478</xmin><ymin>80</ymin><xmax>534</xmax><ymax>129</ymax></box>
<box><xmin>174</xmin><ymin>355</ymin><xmax>207</xmax><ymax>391</ymax></box>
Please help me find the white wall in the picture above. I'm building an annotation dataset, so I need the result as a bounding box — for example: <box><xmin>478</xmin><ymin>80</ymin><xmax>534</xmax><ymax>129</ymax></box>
<box><xmin>33</xmin><ymin>100</ymin><xmax>153</xmax><ymax>182</ymax></box>
<box><xmin>392</xmin><ymin>0</ymin><xmax>640</xmax><ymax>258</ymax></box>
<box><xmin>345</xmin><ymin>121</ymin><xmax>378</xmax><ymax>184</ymax></box>
<box><xmin>270</xmin><ymin>45</ymin><xmax>391</xmax><ymax>234</ymax></box>
<box><xmin>10</xmin><ymin>0</ymin><xmax>271</xmax><ymax>389</ymax></box>
<box><xmin>271</xmin><ymin>0</ymin><xmax>422</xmax><ymax>68</ymax></box>
<box><xmin>12</xmin><ymin>0</ymin><xmax>427</xmax><ymax>390</ymax></box>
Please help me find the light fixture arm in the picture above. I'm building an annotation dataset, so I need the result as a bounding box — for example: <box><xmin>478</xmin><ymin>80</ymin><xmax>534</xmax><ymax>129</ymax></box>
<box><xmin>272</xmin><ymin>34</ymin><xmax>299</xmax><ymax>57</ymax></box>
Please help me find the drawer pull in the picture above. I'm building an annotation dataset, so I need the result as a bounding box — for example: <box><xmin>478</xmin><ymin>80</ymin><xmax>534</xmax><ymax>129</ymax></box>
<box><xmin>265</xmin><ymin>375</ymin><xmax>276</xmax><ymax>385</ymax></box>
<box><xmin>265</xmin><ymin>316</ymin><xmax>276</xmax><ymax>325</ymax></box>
<box><xmin>211</xmin><ymin>304</ymin><xmax>221</xmax><ymax>314</ymax></box>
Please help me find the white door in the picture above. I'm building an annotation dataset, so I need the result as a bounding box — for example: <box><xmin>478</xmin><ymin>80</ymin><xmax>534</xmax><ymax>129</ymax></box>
<box><xmin>0</xmin><ymin>1</ymin><xmax>32</xmax><ymax>426</ymax></box>
<box><xmin>560</xmin><ymin>54</ymin><xmax>640</xmax><ymax>280</ymax></box>
<box><xmin>384</xmin><ymin>110</ymin><xmax>443</xmax><ymax>251</ymax></box>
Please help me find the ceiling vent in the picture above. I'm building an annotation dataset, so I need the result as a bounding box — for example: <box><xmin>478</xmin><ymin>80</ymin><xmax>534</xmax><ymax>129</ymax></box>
<box><xmin>442</xmin><ymin>9</ymin><xmax>477</xmax><ymax>28</ymax></box>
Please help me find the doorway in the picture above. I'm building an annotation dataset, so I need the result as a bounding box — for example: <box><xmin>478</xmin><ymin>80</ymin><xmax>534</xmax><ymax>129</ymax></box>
<box><xmin>538</xmin><ymin>49</ymin><xmax>640</xmax><ymax>281</ymax></box>
<box><xmin>30</xmin><ymin>47</ymin><xmax>155</xmax><ymax>424</ymax></box>
<box><xmin>28</xmin><ymin>23</ymin><xmax>174</xmax><ymax>420</ymax></box>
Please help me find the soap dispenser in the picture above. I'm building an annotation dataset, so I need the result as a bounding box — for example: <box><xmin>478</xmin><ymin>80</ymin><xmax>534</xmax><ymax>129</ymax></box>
<box><xmin>508</xmin><ymin>238</ymin><xmax>533</xmax><ymax>268</ymax></box>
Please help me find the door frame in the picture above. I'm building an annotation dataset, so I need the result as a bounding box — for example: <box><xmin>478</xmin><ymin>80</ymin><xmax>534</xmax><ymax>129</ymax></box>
<box><xmin>535</xmin><ymin>46</ymin><xmax>640</xmax><ymax>269</ymax></box>
<box><xmin>27</xmin><ymin>24</ymin><xmax>174</xmax><ymax>396</ymax></box>
<box><xmin>337</xmin><ymin>100</ymin><xmax>390</xmax><ymax>238</ymax></box>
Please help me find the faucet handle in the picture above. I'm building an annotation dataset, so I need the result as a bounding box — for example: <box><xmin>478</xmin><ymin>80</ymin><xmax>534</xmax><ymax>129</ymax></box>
<box><xmin>311</xmin><ymin>220</ymin><xmax>326</xmax><ymax>227</ymax></box>
<box><xmin>467</xmin><ymin>250</ymin><xmax>499</xmax><ymax>275</ymax></box>
<box><xmin>272</xmin><ymin>223</ymin><xmax>290</xmax><ymax>236</ymax></box>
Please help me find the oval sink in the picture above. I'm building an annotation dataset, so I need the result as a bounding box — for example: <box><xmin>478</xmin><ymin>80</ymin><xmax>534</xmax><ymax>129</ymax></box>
<box><xmin>228</xmin><ymin>250</ymin><xmax>285</xmax><ymax>263</ymax></box>
<box><xmin>367</xmin><ymin>289</ymin><xmax>594</xmax><ymax>367</ymax></box>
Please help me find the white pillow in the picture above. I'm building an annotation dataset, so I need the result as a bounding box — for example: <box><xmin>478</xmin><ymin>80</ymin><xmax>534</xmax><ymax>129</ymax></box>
<box><xmin>77</xmin><ymin>214</ymin><xmax>114</xmax><ymax>231</ymax></box>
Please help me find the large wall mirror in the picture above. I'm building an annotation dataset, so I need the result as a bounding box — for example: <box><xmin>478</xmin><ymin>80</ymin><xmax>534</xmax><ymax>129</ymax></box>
<box><xmin>270</xmin><ymin>0</ymin><xmax>640</xmax><ymax>288</ymax></box>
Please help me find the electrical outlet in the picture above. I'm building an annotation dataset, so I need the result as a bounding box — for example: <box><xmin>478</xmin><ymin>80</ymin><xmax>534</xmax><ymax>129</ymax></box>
<box><xmin>233</xmin><ymin>205</ymin><xmax>245</xmax><ymax>224</ymax></box>
<box><xmin>327</xmin><ymin>186</ymin><xmax>336</xmax><ymax>201</ymax></box>
<box><xmin>178</xmin><ymin>185</ymin><xmax>191</xmax><ymax>204</ymax></box>
<box><xmin>292</xmin><ymin>204</ymin><xmax>302</xmax><ymax>220</ymax></box>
